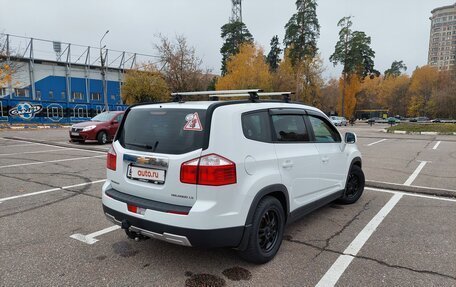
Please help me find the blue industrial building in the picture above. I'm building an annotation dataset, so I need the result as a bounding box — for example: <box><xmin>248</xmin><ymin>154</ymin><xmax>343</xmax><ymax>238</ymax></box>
<box><xmin>0</xmin><ymin>34</ymin><xmax>153</xmax><ymax>124</ymax></box>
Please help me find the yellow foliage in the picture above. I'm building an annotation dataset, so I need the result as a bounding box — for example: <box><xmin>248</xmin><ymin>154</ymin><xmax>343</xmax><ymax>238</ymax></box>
<box><xmin>216</xmin><ymin>43</ymin><xmax>272</xmax><ymax>91</ymax></box>
<box><xmin>273</xmin><ymin>49</ymin><xmax>324</xmax><ymax>106</ymax></box>
<box><xmin>294</xmin><ymin>55</ymin><xmax>324</xmax><ymax>106</ymax></box>
<box><xmin>121</xmin><ymin>64</ymin><xmax>170</xmax><ymax>105</ymax></box>
<box><xmin>0</xmin><ymin>63</ymin><xmax>12</xmax><ymax>88</ymax></box>
<box><xmin>407</xmin><ymin>66</ymin><xmax>439</xmax><ymax>117</ymax></box>
<box><xmin>381</xmin><ymin>75</ymin><xmax>410</xmax><ymax>116</ymax></box>
<box><xmin>272</xmin><ymin>51</ymin><xmax>295</xmax><ymax>93</ymax></box>
<box><xmin>338</xmin><ymin>75</ymin><xmax>361</xmax><ymax>118</ymax></box>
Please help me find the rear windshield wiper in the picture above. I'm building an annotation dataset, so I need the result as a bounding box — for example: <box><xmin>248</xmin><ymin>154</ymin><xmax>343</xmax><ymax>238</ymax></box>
<box><xmin>125</xmin><ymin>142</ymin><xmax>153</xmax><ymax>150</ymax></box>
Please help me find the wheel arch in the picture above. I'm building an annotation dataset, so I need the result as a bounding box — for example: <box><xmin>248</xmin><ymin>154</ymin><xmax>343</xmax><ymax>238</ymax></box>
<box><xmin>351</xmin><ymin>156</ymin><xmax>362</xmax><ymax>169</ymax></box>
<box><xmin>244</xmin><ymin>184</ymin><xmax>290</xmax><ymax>226</ymax></box>
<box><xmin>343</xmin><ymin>156</ymin><xmax>363</xmax><ymax>191</ymax></box>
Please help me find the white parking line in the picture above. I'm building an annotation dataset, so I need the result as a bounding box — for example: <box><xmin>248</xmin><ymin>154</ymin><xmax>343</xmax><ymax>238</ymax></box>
<box><xmin>316</xmin><ymin>193</ymin><xmax>403</xmax><ymax>287</ymax></box>
<box><xmin>432</xmin><ymin>141</ymin><xmax>441</xmax><ymax>150</ymax></box>
<box><xmin>70</xmin><ymin>225</ymin><xmax>121</xmax><ymax>244</ymax></box>
<box><xmin>0</xmin><ymin>138</ymin><xmax>106</xmax><ymax>154</ymax></box>
<box><xmin>366</xmin><ymin>187</ymin><xmax>456</xmax><ymax>203</ymax></box>
<box><xmin>366</xmin><ymin>139</ymin><xmax>387</xmax><ymax>146</ymax></box>
<box><xmin>1</xmin><ymin>143</ymin><xmax>39</xmax><ymax>147</ymax></box>
<box><xmin>0</xmin><ymin>148</ymin><xmax>76</xmax><ymax>157</ymax></box>
<box><xmin>0</xmin><ymin>179</ymin><xmax>106</xmax><ymax>203</ymax></box>
<box><xmin>0</xmin><ymin>155</ymin><xmax>105</xmax><ymax>169</ymax></box>
<box><xmin>404</xmin><ymin>161</ymin><xmax>428</xmax><ymax>186</ymax></box>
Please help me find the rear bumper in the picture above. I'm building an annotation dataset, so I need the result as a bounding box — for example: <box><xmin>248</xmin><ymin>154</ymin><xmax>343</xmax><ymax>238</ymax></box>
<box><xmin>103</xmin><ymin>204</ymin><xmax>245</xmax><ymax>248</ymax></box>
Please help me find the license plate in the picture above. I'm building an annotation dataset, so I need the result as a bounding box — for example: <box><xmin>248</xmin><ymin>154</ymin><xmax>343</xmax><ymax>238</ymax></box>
<box><xmin>71</xmin><ymin>132</ymin><xmax>79</xmax><ymax>136</ymax></box>
<box><xmin>128</xmin><ymin>165</ymin><xmax>165</xmax><ymax>182</ymax></box>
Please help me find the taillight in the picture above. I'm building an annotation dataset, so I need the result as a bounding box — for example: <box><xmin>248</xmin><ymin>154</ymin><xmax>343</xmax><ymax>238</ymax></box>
<box><xmin>107</xmin><ymin>145</ymin><xmax>117</xmax><ymax>171</ymax></box>
<box><xmin>180</xmin><ymin>158</ymin><xmax>199</xmax><ymax>184</ymax></box>
<box><xmin>180</xmin><ymin>154</ymin><xmax>236</xmax><ymax>186</ymax></box>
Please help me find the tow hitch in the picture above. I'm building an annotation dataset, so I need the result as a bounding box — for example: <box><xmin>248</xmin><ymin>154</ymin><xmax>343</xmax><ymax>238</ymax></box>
<box><xmin>121</xmin><ymin>220</ymin><xmax>149</xmax><ymax>242</ymax></box>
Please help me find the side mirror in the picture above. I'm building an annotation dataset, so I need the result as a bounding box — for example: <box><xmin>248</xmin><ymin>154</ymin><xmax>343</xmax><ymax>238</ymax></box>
<box><xmin>345</xmin><ymin>132</ymin><xmax>356</xmax><ymax>144</ymax></box>
<box><xmin>112</xmin><ymin>120</ymin><xmax>118</xmax><ymax>124</ymax></box>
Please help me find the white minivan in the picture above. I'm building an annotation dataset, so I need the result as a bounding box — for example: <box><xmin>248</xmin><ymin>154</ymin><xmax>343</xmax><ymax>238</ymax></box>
<box><xmin>102</xmin><ymin>90</ymin><xmax>364</xmax><ymax>264</ymax></box>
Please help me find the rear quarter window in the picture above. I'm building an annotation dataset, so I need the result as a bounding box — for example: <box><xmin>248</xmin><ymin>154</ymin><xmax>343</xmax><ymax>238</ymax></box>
<box><xmin>241</xmin><ymin>111</ymin><xmax>271</xmax><ymax>142</ymax></box>
<box><xmin>118</xmin><ymin>108</ymin><xmax>206</xmax><ymax>154</ymax></box>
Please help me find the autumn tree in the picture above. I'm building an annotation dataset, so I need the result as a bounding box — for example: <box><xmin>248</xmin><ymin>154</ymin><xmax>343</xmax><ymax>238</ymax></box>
<box><xmin>220</xmin><ymin>21</ymin><xmax>254</xmax><ymax>75</ymax></box>
<box><xmin>384</xmin><ymin>60</ymin><xmax>407</xmax><ymax>78</ymax></box>
<box><xmin>266</xmin><ymin>35</ymin><xmax>282</xmax><ymax>72</ymax></box>
<box><xmin>330</xmin><ymin>16</ymin><xmax>379</xmax><ymax>118</ymax></box>
<box><xmin>155</xmin><ymin>35</ymin><xmax>212</xmax><ymax>92</ymax></box>
<box><xmin>216</xmin><ymin>43</ymin><xmax>272</xmax><ymax>91</ymax></box>
<box><xmin>272</xmin><ymin>50</ymin><xmax>296</xmax><ymax>93</ymax></box>
<box><xmin>296</xmin><ymin>54</ymin><xmax>324</xmax><ymax>106</ymax></box>
<box><xmin>320</xmin><ymin>78</ymin><xmax>339</xmax><ymax>114</ymax></box>
<box><xmin>338</xmin><ymin>75</ymin><xmax>361</xmax><ymax>118</ymax></box>
<box><xmin>381</xmin><ymin>75</ymin><xmax>410</xmax><ymax>116</ymax></box>
<box><xmin>0</xmin><ymin>34</ymin><xmax>18</xmax><ymax>91</ymax></box>
<box><xmin>356</xmin><ymin>76</ymin><xmax>383</xmax><ymax>111</ymax></box>
<box><xmin>432</xmin><ymin>71</ymin><xmax>456</xmax><ymax>118</ymax></box>
<box><xmin>280</xmin><ymin>0</ymin><xmax>323</xmax><ymax>105</ymax></box>
<box><xmin>121</xmin><ymin>64</ymin><xmax>170</xmax><ymax>105</ymax></box>
<box><xmin>406</xmin><ymin>65</ymin><xmax>439</xmax><ymax>117</ymax></box>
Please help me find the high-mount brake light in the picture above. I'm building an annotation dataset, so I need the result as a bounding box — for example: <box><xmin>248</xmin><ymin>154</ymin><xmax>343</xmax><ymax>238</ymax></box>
<box><xmin>180</xmin><ymin>154</ymin><xmax>236</xmax><ymax>186</ymax></box>
<box><xmin>107</xmin><ymin>145</ymin><xmax>117</xmax><ymax>171</ymax></box>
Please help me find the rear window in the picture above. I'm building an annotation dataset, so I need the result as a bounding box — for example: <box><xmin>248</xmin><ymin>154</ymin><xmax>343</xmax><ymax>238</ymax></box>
<box><xmin>118</xmin><ymin>108</ymin><xmax>206</xmax><ymax>154</ymax></box>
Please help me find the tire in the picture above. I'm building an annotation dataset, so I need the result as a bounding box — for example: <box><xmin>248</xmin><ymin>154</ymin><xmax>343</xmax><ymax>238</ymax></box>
<box><xmin>338</xmin><ymin>165</ymin><xmax>365</xmax><ymax>204</ymax></box>
<box><xmin>238</xmin><ymin>196</ymin><xmax>285</xmax><ymax>264</ymax></box>
<box><xmin>97</xmin><ymin>131</ymin><xmax>108</xmax><ymax>144</ymax></box>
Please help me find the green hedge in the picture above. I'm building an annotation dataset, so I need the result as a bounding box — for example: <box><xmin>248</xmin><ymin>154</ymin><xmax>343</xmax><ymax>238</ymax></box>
<box><xmin>387</xmin><ymin>123</ymin><xmax>456</xmax><ymax>133</ymax></box>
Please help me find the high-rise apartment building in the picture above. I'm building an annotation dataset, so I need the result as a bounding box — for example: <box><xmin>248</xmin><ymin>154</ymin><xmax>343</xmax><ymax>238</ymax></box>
<box><xmin>428</xmin><ymin>3</ymin><xmax>456</xmax><ymax>70</ymax></box>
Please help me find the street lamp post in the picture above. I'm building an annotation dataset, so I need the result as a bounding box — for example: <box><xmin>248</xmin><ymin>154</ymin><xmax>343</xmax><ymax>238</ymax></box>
<box><xmin>99</xmin><ymin>30</ymin><xmax>109</xmax><ymax>112</ymax></box>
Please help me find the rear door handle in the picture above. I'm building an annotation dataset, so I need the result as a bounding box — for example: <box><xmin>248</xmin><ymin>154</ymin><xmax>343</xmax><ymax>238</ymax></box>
<box><xmin>282</xmin><ymin>160</ymin><xmax>294</xmax><ymax>169</ymax></box>
<box><xmin>321</xmin><ymin>156</ymin><xmax>329</xmax><ymax>163</ymax></box>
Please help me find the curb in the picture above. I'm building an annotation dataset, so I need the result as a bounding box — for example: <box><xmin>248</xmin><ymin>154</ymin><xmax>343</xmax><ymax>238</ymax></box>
<box><xmin>4</xmin><ymin>136</ymin><xmax>108</xmax><ymax>153</ymax></box>
<box><xmin>366</xmin><ymin>180</ymin><xmax>456</xmax><ymax>198</ymax></box>
<box><xmin>387</xmin><ymin>130</ymin><xmax>456</xmax><ymax>135</ymax></box>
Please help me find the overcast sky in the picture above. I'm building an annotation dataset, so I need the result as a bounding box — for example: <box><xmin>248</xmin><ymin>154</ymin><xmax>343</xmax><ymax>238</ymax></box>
<box><xmin>0</xmin><ymin>0</ymin><xmax>454</xmax><ymax>80</ymax></box>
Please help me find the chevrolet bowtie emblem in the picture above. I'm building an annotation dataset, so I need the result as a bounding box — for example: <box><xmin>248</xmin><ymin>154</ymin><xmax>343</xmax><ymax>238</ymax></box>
<box><xmin>137</xmin><ymin>157</ymin><xmax>150</xmax><ymax>165</ymax></box>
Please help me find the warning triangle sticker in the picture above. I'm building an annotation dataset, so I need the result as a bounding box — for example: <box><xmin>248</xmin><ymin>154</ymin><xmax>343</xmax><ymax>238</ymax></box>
<box><xmin>183</xmin><ymin>112</ymin><xmax>203</xmax><ymax>131</ymax></box>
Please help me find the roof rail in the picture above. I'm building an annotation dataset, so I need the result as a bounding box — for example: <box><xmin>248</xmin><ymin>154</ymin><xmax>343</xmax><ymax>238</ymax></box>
<box><xmin>171</xmin><ymin>89</ymin><xmax>262</xmax><ymax>103</ymax></box>
<box><xmin>171</xmin><ymin>89</ymin><xmax>293</xmax><ymax>103</ymax></box>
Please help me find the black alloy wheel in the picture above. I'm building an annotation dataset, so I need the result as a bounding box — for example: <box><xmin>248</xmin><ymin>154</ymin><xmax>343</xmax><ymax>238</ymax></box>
<box><xmin>338</xmin><ymin>165</ymin><xmax>365</xmax><ymax>204</ymax></box>
<box><xmin>258</xmin><ymin>209</ymin><xmax>280</xmax><ymax>253</ymax></box>
<box><xmin>239</xmin><ymin>196</ymin><xmax>285</xmax><ymax>264</ymax></box>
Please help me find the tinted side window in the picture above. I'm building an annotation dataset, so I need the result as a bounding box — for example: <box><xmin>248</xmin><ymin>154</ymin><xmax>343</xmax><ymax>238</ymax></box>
<box><xmin>308</xmin><ymin>116</ymin><xmax>341</xmax><ymax>143</ymax></box>
<box><xmin>242</xmin><ymin>111</ymin><xmax>271</xmax><ymax>142</ymax></box>
<box><xmin>271</xmin><ymin>115</ymin><xmax>309</xmax><ymax>142</ymax></box>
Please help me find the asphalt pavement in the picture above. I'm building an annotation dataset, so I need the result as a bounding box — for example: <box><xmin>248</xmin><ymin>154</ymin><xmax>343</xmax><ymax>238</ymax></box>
<box><xmin>0</xmin><ymin>124</ymin><xmax>455</xmax><ymax>286</ymax></box>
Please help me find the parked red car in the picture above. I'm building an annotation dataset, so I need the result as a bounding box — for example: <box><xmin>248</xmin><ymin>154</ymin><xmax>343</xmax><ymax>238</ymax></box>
<box><xmin>69</xmin><ymin>111</ymin><xmax>124</xmax><ymax>144</ymax></box>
